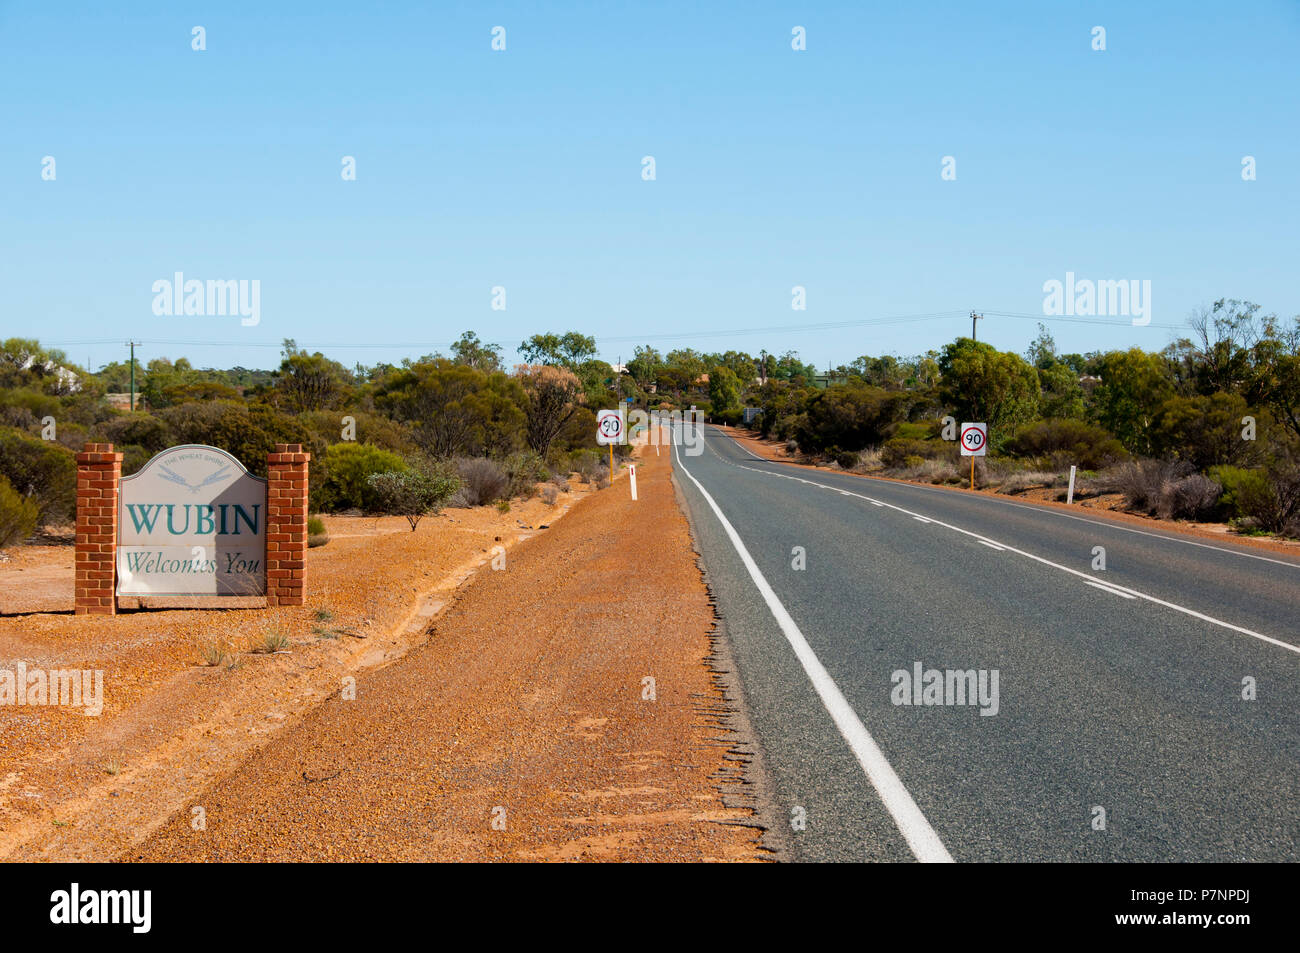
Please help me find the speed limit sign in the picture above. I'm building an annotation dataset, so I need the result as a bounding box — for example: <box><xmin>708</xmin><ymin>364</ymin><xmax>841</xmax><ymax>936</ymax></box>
<box><xmin>960</xmin><ymin>422</ymin><xmax>987</xmax><ymax>456</ymax></box>
<box><xmin>596</xmin><ymin>408</ymin><xmax>625</xmax><ymax>445</ymax></box>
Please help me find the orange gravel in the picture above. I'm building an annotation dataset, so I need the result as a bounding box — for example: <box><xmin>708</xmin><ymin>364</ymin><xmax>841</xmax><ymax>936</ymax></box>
<box><xmin>126</xmin><ymin>448</ymin><xmax>768</xmax><ymax>862</ymax></box>
<box><xmin>0</xmin><ymin>486</ymin><xmax>595</xmax><ymax>860</ymax></box>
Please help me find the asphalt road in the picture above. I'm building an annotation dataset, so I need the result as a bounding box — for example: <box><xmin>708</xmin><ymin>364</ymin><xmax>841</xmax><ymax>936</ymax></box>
<box><xmin>670</xmin><ymin>425</ymin><xmax>1300</xmax><ymax>862</ymax></box>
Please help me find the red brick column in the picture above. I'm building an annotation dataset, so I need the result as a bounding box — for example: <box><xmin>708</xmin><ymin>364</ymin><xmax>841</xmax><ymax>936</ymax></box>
<box><xmin>266</xmin><ymin>443</ymin><xmax>310</xmax><ymax>607</ymax></box>
<box><xmin>75</xmin><ymin>442</ymin><xmax>123</xmax><ymax>616</ymax></box>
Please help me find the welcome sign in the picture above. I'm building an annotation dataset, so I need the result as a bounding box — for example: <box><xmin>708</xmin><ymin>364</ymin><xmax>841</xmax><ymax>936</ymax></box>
<box><xmin>116</xmin><ymin>445</ymin><xmax>267</xmax><ymax>596</ymax></box>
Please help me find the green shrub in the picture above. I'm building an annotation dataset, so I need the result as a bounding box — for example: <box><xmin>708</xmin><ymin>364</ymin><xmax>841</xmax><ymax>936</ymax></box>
<box><xmin>251</xmin><ymin>629</ymin><xmax>290</xmax><ymax>654</ymax></box>
<box><xmin>1005</xmin><ymin>418</ymin><xmax>1127</xmax><ymax>470</ymax></box>
<box><xmin>0</xmin><ymin>426</ymin><xmax>77</xmax><ymax>525</ymax></box>
<box><xmin>1210</xmin><ymin>463</ymin><xmax>1300</xmax><ymax>533</ymax></box>
<box><xmin>366</xmin><ymin>464</ymin><xmax>462</xmax><ymax>531</ymax></box>
<box><xmin>890</xmin><ymin>421</ymin><xmax>932</xmax><ymax>441</ymax></box>
<box><xmin>0</xmin><ymin>474</ymin><xmax>39</xmax><ymax>548</ymax></box>
<box><xmin>1150</xmin><ymin>393</ymin><xmax>1260</xmax><ymax>470</ymax></box>
<box><xmin>882</xmin><ymin>437</ymin><xmax>943</xmax><ymax>468</ymax></box>
<box><xmin>307</xmin><ymin>514</ymin><xmax>329</xmax><ymax>547</ymax></box>
<box><xmin>503</xmin><ymin>450</ymin><xmax>549</xmax><ymax>498</ymax></box>
<box><xmin>569</xmin><ymin>449</ymin><xmax>604</xmax><ymax>483</ymax></box>
<box><xmin>96</xmin><ymin>413</ymin><xmax>173</xmax><ymax>455</ymax></box>
<box><xmin>1210</xmin><ymin>466</ymin><xmax>1272</xmax><ymax>522</ymax></box>
<box><xmin>793</xmin><ymin>384</ymin><xmax>908</xmax><ymax>454</ymax></box>
<box><xmin>315</xmin><ymin>442</ymin><xmax>409</xmax><ymax>511</ymax></box>
<box><xmin>158</xmin><ymin>400</ymin><xmax>310</xmax><ymax>477</ymax></box>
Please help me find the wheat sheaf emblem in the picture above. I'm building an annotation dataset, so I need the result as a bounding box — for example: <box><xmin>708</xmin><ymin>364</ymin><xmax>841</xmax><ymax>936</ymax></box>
<box><xmin>157</xmin><ymin>463</ymin><xmax>233</xmax><ymax>494</ymax></box>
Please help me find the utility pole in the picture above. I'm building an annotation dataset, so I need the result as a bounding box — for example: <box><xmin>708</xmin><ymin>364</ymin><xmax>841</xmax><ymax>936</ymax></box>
<box><xmin>127</xmin><ymin>341</ymin><xmax>140</xmax><ymax>411</ymax></box>
<box><xmin>970</xmin><ymin>311</ymin><xmax>983</xmax><ymax>342</ymax></box>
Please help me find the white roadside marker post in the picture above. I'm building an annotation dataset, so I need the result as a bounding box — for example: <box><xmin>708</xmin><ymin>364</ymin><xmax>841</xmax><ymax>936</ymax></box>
<box><xmin>629</xmin><ymin>464</ymin><xmax>638</xmax><ymax>500</ymax></box>
<box><xmin>1067</xmin><ymin>465</ymin><xmax>1077</xmax><ymax>504</ymax></box>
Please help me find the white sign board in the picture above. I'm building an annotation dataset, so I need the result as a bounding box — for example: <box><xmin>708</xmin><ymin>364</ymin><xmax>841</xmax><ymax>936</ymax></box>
<box><xmin>960</xmin><ymin>422</ymin><xmax>988</xmax><ymax>457</ymax></box>
<box><xmin>596</xmin><ymin>408</ymin><xmax>624</xmax><ymax>445</ymax></box>
<box><xmin>117</xmin><ymin>445</ymin><xmax>268</xmax><ymax>596</ymax></box>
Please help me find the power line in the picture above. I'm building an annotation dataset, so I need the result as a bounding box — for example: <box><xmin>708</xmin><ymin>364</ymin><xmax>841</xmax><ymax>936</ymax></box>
<box><xmin>976</xmin><ymin>309</ymin><xmax>1188</xmax><ymax>331</ymax></box>
<box><xmin>42</xmin><ymin>311</ymin><xmax>969</xmax><ymax>351</ymax></box>
<box><xmin>42</xmin><ymin>308</ymin><xmax>1190</xmax><ymax>354</ymax></box>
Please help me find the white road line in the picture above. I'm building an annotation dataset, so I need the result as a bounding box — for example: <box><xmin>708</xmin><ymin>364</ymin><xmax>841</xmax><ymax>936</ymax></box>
<box><xmin>701</xmin><ymin>433</ymin><xmax>1300</xmax><ymax>657</ymax></box>
<box><xmin>913</xmin><ymin>516</ymin><xmax>932</xmax><ymax>524</ymax></box>
<box><xmin>709</xmin><ymin>425</ymin><xmax>1300</xmax><ymax>572</ymax></box>
<box><xmin>979</xmin><ymin>541</ymin><xmax>1005</xmax><ymax>552</ymax></box>
<box><xmin>672</xmin><ymin>436</ymin><xmax>954</xmax><ymax>863</ymax></box>
<box><xmin>1085</xmin><ymin>580</ymin><xmax>1137</xmax><ymax>600</ymax></box>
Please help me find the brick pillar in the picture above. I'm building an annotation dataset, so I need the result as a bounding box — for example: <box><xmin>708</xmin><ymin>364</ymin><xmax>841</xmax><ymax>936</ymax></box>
<box><xmin>266</xmin><ymin>443</ymin><xmax>310</xmax><ymax>607</ymax></box>
<box><xmin>75</xmin><ymin>442</ymin><xmax>123</xmax><ymax>616</ymax></box>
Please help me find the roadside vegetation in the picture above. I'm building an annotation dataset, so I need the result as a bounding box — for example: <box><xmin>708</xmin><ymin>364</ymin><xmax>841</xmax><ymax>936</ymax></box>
<box><xmin>741</xmin><ymin>301</ymin><xmax>1300</xmax><ymax>538</ymax></box>
<box><xmin>2</xmin><ymin>298</ymin><xmax>1297</xmax><ymax>543</ymax></box>
<box><xmin>0</xmin><ymin>330</ymin><xmax>629</xmax><ymax>545</ymax></box>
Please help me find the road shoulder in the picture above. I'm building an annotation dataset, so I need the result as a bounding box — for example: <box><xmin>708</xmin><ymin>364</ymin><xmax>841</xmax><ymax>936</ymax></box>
<box><xmin>126</xmin><ymin>447</ymin><xmax>771</xmax><ymax>861</ymax></box>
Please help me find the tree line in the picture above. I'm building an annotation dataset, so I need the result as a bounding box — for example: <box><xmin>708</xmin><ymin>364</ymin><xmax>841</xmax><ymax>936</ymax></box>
<box><xmin>2</xmin><ymin>298</ymin><xmax>1298</xmax><ymax>542</ymax></box>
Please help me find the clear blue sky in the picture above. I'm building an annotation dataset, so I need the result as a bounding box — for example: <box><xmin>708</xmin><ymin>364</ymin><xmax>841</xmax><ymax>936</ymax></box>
<box><xmin>3</xmin><ymin>1</ymin><xmax>1297</xmax><ymax>373</ymax></box>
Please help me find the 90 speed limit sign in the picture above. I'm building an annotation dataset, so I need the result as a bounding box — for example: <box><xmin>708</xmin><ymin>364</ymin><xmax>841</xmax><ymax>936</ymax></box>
<box><xmin>596</xmin><ymin>408</ymin><xmax>625</xmax><ymax>445</ymax></box>
<box><xmin>960</xmin><ymin>422</ymin><xmax>987</xmax><ymax>456</ymax></box>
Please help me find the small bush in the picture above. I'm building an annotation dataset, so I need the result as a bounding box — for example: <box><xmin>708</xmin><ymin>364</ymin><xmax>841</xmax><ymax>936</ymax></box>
<box><xmin>995</xmin><ymin>471</ymin><xmax>1058</xmax><ymax>495</ymax></box>
<box><xmin>251</xmin><ymin>629</ymin><xmax>290</xmax><ymax>654</ymax></box>
<box><xmin>550</xmin><ymin>473</ymin><xmax>570</xmax><ymax>493</ymax></box>
<box><xmin>503</xmin><ymin>450</ymin><xmax>549</xmax><ymax>498</ymax></box>
<box><xmin>834</xmin><ymin>450</ymin><xmax>858</xmax><ymax>470</ymax></box>
<box><xmin>854</xmin><ymin>447</ymin><xmax>884</xmax><ymax>471</ymax></box>
<box><xmin>570</xmin><ymin>450</ymin><xmax>604</xmax><ymax>484</ymax></box>
<box><xmin>1102</xmin><ymin>459</ymin><xmax>1188</xmax><ymax>513</ymax></box>
<box><xmin>595</xmin><ymin>475</ymin><xmax>611</xmax><ymax>490</ymax></box>
<box><xmin>306</xmin><ymin>515</ymin><xmax>329</xmax><ymax>548</ymax></box>
<box><xmin>198</xmin><ymin>641</ymin><xmax>226</xmax><ymax>667</ymax></box>
<box><xmin>882</xmin><ymin>437</ymin><xmax>943</xmax><ymax>469</ymax></box>
<box><xmin>315</xmin><ymin>443</ymin><xmax>409</xmax><ymax>512</ymax></box>
<box><xmin>1102</xmin><ymin>459</ymin><xmax>1222</xmax><ymax>520</ymax></box>
<box><xmin>1211</xmin><ymin>463</ymin><xmax>1300</xmax><ymax>533</ymax></box>
<box><xmin>0</xmin><ymin>474</ymin><xmax>39</xmax><ymax>549</ymax></box>
<box><xmin>367</xmin><ymin>463</ymin><xmax>462</xmax><ymax>530</ymax></box>
<box><xmin>541</xmin><ymin>485</ymin><xmax>559</xmax><ymax>505</ymax></box>
<box><xmin>454</xmin><ymin>457</ymin><xmax>509</xmax><ymax>506</ymax></box>
<box><xmin>916</xmin><ymin>459</ymin><xmax>962</xmax><ymax>485</ymax></box>
<box><xmin>1157</xmin><ymin>472</ymin><xmax>1222</xmax><ymax>521</ymax></box>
